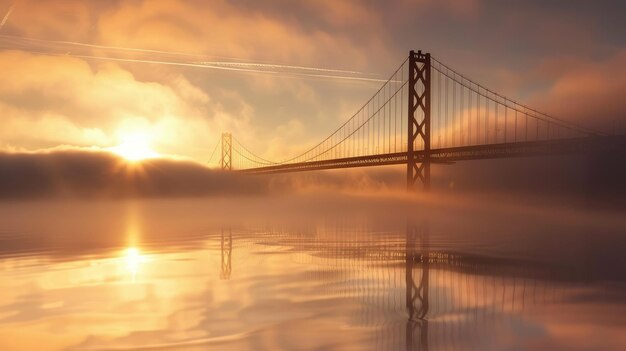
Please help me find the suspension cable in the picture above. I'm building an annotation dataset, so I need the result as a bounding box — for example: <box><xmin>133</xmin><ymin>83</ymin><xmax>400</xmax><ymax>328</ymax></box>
<box><xmin>430</xmin><ymin>56</ymin><xmax>602</xmax><ymax>135</ymax></box>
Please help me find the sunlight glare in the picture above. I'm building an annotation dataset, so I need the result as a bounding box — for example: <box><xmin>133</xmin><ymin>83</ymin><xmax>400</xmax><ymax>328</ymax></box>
<box><xmin>110</xmin><ymin>132</ymin><xmax>159</xmax><ymax>161</ymax></box>
<box><xmin>124</xmin><ymin>247</ymin><xmax>144</xmax><ymax>281</ymax></box>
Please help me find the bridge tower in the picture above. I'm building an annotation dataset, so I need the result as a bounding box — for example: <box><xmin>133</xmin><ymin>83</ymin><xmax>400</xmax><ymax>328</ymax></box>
<box><xmin>407</xmin><ymin>50</ymin><xmax>431</xmax><ymax>191</ymax></box>
<box><xmin>221</xmin><ymin>132</ymin><xmax>232</xmax><ymax>170</ymax></box>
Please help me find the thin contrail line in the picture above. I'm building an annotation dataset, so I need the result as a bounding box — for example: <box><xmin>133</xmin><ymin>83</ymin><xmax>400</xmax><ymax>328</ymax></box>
<box><xmin>194</xmin><ymin>61</ymin><xmax>371</xmax><ymax>75</ymax></box>
<box><xmin>0</xmin><ymin>33</ymin><xmax>378</xmax><ymax>77</ymax></box>
<box><xmin>0</xmin><ymin>3</ymin><xmax>15</xmax><ymax>30</ymax></box>
<box><xmin>21</xmin><ymin>50</ymin><xmax>390</xmax><ymax>83</ymax></box>
<box><xmin>0</xmin><ymin>33</ymin><xmax>235</xmax><ymax>59</ymax></box>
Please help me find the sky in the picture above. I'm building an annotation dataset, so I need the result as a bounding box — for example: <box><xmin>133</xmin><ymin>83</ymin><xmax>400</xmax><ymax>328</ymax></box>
<box><xmin>0</xmin><ymin>0</ymin><xmax>624</xmax><ymax>199</ymax></box>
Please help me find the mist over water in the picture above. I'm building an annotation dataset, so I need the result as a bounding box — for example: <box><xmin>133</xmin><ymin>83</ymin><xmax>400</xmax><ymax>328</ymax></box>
<box><xmin>0</xmin><ymin>194</ymin><xmax>624</xmax><ymax>350</ymax></box>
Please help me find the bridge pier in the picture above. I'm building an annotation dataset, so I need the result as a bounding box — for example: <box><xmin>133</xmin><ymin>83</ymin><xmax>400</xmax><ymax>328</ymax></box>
<box><xmin>407</xmin><ymin>50</ymin><xmax>431</xmax><ymax>191</ymax></box>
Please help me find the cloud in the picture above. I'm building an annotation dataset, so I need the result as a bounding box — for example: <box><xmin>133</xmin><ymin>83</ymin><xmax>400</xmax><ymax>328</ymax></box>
<box><xmin>1</xmin><ymin>145</ymin><xmax>624</xmax><ymax>205</ymax></box>
<box><xmin>0</xmin><ymin>51</ymin><xmax>203</xmax><ymax>126</ymax></box>
<box><xmin>0</xmin><ymin>0</ymin><xmax>392</xmax><ymax>163</ymax></box>
<box><xmin>529</xmin><ymin>50</ymin><xmax>626</xmax><ymax>133</ymax></box>
<box><xmin>0</xmin><ymin>0</ymin><xmax>624</xmax><ymax>172</ymax></box>
<box><xmin>0</xmin><ymin>148</ymin><xmax>412</xmax><ymax>199</ymax></box>
<box><xmin>396</xmin><ymin>0</ymin><xmax>482</xmax><ymax>19</ymax></box>
<box><xmin>0</xmin><ymin>49</ymin><xmax>251</xmax><ymax>161</ymax></box>
<box><xmin>0</xmin><ymin>0</ymin><xmax>96</xmax><ymax>41</ymax></box>
<box><xmin>96</xmin><ymin>0</ymin><xmax>384</xmax><ymax>69</ymax></box>
<box><xmin>0</xmin><ymin>148</ymin><xmax>270</xmax><ymax>199</ymax></box>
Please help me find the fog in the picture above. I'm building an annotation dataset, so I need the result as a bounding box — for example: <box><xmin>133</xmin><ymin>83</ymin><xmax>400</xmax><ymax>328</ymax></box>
<box><xmin>0</xmin><ymin>148</ymin><xmax>624</xmax><ymax>212</ymax></box>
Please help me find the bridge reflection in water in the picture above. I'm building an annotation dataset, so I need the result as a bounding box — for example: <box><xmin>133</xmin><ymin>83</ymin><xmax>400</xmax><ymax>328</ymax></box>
<box><xmin>216</xmin><ymin>222</ymin><xmax>573</xmax><ymax>351</ymax></box>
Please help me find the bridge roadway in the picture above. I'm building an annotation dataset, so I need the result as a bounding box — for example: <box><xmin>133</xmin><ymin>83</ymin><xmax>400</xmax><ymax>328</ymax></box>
<box><xmin>237</xmin><ymin>135</ymin><xmax>626</xmax><ymax>174</ymax></box>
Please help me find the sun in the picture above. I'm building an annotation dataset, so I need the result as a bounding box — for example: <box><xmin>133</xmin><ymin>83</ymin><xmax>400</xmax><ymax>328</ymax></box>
<box><xmin>110</xmin><ymin>132</ymin><xmax>160</xmax><ymax>161</ymax></box>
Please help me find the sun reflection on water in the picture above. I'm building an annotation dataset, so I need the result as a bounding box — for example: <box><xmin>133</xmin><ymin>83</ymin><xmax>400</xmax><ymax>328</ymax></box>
<box><xmin>123</xmin><ymin>247</ymin><xmax>144</xmax><ymax>282</ymax></box>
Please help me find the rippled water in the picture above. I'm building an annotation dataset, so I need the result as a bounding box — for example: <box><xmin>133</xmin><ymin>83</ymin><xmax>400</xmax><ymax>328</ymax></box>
<box><xmin>0</xmin><ymin>197</ymin><xmax>625</xmax><ymax>350</ymax></box>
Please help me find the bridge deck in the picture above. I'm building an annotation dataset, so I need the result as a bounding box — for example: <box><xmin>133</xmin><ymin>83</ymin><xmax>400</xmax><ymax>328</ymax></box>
<box><xmin>237</xmin><ymin>136</ymin><xmax>626</xmax><ymax>174</ymax></box>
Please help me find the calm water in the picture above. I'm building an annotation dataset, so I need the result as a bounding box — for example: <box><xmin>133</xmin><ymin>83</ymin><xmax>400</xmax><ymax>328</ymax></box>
<box><xmin>0</xmin><ymin>197</ymin><xmax>625</xmax><ymax>350</ymax></box>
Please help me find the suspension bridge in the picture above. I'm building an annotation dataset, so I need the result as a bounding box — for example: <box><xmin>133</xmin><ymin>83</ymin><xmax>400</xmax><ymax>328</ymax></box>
<box><xmin>208</xmin><ymin>50</ymin><xmax>626</xmax><ymax>190</ymax></box>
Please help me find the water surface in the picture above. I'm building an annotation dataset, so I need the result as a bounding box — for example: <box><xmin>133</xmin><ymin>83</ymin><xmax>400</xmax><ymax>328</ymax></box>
<box><xmin>0</xmin><ymin>197</ymin><xmax>625</xmax><ymax>350</ymax></box>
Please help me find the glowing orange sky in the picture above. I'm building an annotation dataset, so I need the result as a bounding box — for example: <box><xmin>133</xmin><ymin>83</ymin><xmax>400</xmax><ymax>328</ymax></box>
<box><xmin>0</xmin><ymin>0</ymin><xmax>624</xmax><ymax>164</ymax></box>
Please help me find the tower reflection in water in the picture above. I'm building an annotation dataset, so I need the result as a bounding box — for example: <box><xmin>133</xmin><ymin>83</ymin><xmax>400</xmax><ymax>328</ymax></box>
<box><xmin>219</xmin><ymin>220</ymin><xmax>565</xmax><ymax>351</ymax></box>
<box><xmin>406</xmin><ymin>220</ymin><xmax>429</xmax><ymax>351</ymax></box>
